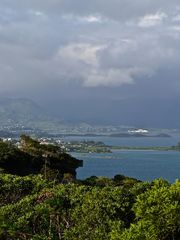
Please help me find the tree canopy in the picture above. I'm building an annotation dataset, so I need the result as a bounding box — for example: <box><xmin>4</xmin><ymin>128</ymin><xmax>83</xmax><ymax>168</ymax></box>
<box><xmin>0</xmin><ymin>136</ymin><xmax>83</xmax><ymax>179</ymax></box>
<box><xmin>0</xmin><ymin>174</ymin><xmax>179</xmax><ymax>240</ymax></box>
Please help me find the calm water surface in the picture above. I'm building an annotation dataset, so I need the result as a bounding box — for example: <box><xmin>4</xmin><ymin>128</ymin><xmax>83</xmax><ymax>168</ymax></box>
<box><xmin>65</xmin><ymin>136</ymin><xmax>180</xmax><ymax>147</ymax></box>
<box><xmin>67</xmin><ymin>136</ymin><xmax>180</xmax><ymax>182</ymax></box>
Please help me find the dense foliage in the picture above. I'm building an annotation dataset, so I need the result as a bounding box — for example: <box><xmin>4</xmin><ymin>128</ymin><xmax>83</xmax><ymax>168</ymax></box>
<box><xmin>0</xmin><ymin>136</ymin><xmax>82</xmax><ymax>179</ymax></box>
<box><xmin>0</xmin><ymin>173</ymin><xmax>179</xmax><ymax>240</ymax></box>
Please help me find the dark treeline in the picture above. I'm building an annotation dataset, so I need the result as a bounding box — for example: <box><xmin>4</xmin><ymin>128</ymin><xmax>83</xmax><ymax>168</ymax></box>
<box><xmin>0</xmin><ymin>135</ymin><xmax>82</xmax><ymax>180</ymax></box>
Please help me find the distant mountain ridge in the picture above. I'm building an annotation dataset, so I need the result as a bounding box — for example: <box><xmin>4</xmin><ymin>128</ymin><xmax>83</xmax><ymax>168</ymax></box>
<box><xmin>0</xmin><ymin>97</ymin><xmax>63</xmax><ymax>130</ymax></box>
<box><xmin>0</xmin><ymin>98</ymin><xmax>176</xmax><ymax>136</ymax></box>
<box><xmin>0</xmin><ymin>98</ymin><xmax>42</xmax><ymax>120</ymax></box>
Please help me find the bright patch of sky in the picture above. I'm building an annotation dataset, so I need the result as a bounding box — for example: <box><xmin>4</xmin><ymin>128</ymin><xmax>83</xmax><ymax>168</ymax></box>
<box><xmin>138</xmin><ymin>12</ymin><xmax>167</xmax><ymax>27</ymax></box>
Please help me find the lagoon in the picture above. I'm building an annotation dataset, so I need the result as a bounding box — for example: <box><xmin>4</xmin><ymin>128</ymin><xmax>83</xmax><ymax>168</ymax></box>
<box><xmin>68</xmin><ymin>136</ymin><xmax>180</xmax><ymax>182</ymax></box>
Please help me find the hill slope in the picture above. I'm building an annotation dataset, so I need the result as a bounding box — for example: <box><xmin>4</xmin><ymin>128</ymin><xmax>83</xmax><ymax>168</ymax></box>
<box><xmin>0</xmin><ymin>98</ymin><xmax>63</xmax><ymax>131</ymax></box>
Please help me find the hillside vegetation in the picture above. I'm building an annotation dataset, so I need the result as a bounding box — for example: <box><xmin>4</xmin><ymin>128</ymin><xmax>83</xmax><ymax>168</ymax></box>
<box><xmin>0</xmin><ymin>135</ymin><xmax>82</xmax><ymax>180</ymax></box>
<box><xmin>0</xmin><ymin>174</ymin><xmax>179</xmax><ymax>240</ymax></box>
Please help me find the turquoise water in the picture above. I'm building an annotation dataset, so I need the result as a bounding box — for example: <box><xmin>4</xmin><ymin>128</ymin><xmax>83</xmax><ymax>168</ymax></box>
<box><xmin>68</xmin><ymin>136</ymin><xmax>180</xmax><ymax>182</ymax></box>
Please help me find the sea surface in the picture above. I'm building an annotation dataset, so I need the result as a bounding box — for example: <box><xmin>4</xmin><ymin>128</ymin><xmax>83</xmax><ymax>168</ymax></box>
<box><xmin>65</xmin><ymin>136</ymin><xmax>180</xmax><ymax>182</ymax></box>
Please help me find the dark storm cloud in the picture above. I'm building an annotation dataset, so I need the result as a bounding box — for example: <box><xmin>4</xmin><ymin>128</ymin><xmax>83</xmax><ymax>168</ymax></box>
<box><xmin>0</xmin><ymin>1</ymin><xmax>180</xmax><ymax>126</ymax></box>
<box><xmin>1</xmin><ymin>0</ymin><xmax>179</xmax><ymax>20</ymax></box>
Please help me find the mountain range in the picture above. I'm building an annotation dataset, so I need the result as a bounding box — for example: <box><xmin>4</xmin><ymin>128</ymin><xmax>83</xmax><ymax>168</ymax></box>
<box><xmin>0</xmin><ymin>97</ymin><xmax>64</xmax><ymax>131</ymax></box>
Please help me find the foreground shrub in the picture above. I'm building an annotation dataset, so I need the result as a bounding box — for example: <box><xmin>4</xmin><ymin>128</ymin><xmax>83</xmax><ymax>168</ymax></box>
<box><xmin>0</xmin><ymin>174</ymin><xmax>179</xmax><ymax>240</ymax></box>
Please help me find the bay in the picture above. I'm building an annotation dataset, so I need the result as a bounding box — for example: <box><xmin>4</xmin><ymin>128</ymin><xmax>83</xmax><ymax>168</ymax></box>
<box><xmin>66</xmin><ymin>136</ymin><xmax>180</xmax><ymax>182</ymax></box>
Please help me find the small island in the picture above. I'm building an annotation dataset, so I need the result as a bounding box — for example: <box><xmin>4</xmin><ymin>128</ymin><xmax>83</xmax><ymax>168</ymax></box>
<box><xmin>63</xmin><ymin>140</ymin><xmax>112</xmax><ymax>153</ymax></box>
<box><xmin>110</xmin><ymin>142</ymin><xmax>180</xmax><ymax>151</ymax></box>
<box><xmin>61</xmin><ymin>140</ymin><xmax>180</xmax><ymax>153</ymax></box>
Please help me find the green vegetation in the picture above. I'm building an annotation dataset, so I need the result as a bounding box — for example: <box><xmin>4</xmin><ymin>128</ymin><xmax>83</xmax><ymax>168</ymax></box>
<box><xmin>111</xmin><ymin>142</ymin><xmax>180</xmax><ymax>151</ymax></box>
<box><xmin>0</xmin><ymin>135</ymin><xmax>179</xmax><ymax>239</ymax></box>
<box><xmin>0</xmin><ymin>174</ymin><xmax>179</xmax><ymax>239</ymax></box>
<box><xmin>0</xmin><ymin>135</ymin><xmax>82</xmax><ymax>180</ymax></box>
<box><xmin>62</xmin><ymin>140</ymin><xmax>180</xmax><ymax>153</ymax></box>
<box><xmin>170</xmin><ymin>142</ymin><xmax>180</xmax><ymax>150</ymax></box>
<box><xmin>64</xmin><ymin>140</ymin><xmax>111</xmax><ymax>153</ymax></box>
<box><xmin>111</xmin><ymin>146</ymin><xmax>169</xmax><ymax>151</ymax></box>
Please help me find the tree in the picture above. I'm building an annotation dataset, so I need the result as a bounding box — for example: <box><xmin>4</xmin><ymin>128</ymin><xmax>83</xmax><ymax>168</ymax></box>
<box><xmin>0</xmin><ymin>136</ymin><xmax>83</xmax><ymax>179</ymax></box>
<box><xmin>111</xmin><ymin>179</ymin><xmax>180</xmax><ymax>240</ymax></box>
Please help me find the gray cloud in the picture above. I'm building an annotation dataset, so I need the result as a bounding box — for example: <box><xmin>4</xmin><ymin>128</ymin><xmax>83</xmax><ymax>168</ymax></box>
<box><xmin>0</xmin><ymin>0</ymin><xmax>180</xmax><ymax>126</ymax></box>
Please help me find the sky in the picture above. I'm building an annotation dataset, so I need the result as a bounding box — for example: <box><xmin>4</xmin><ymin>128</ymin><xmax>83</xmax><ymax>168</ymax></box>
<box><xmin>0</xmin><ymin>0</ymin><xmax>180</xmax><ymax>127</ymax></box>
